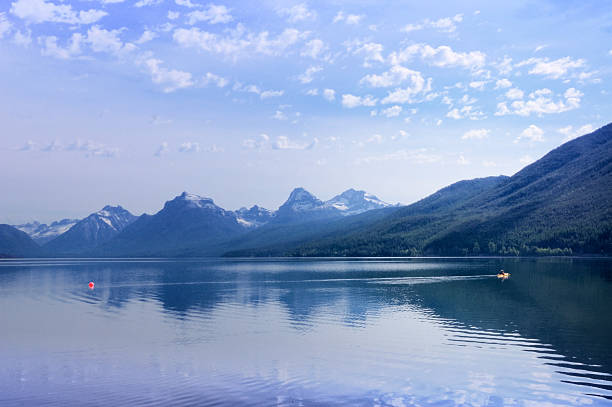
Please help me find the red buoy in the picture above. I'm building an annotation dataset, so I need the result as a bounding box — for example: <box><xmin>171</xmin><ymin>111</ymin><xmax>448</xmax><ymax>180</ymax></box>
<box><xmin>88</xmin><ymin>281</ymin><xmax>95</xmax><ymax>289</ymax></box>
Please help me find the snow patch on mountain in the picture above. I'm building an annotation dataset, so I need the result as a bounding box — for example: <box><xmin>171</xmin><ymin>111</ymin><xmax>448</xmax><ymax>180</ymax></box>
<box><xmin>14</xmin><ymin>219</ymin><xmax>79</xmax><ymax>244</ymax></box>
<box><xmin>325</xmin><ymin>189</ymin><xmax>391</xmax><ymax>216</ymax></box>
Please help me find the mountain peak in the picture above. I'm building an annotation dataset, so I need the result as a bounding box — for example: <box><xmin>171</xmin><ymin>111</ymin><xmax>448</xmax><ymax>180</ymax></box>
<box><xmin>99</xmin><ymin>205</ymin><xmax>126</xmax><ymax>213</ymax></box>
<box><xmin>326</xmin><ymin>188</ymin><xmax>390</xmax><ymax>215</ymax></box>
<box><xmin>178</xmin><ymin>191</ymin><xmax>211</xmax><ymax>201</ymax></box>
<box><xmin>166</xmin><ymin>192</ymin><xmax>217</xmax><ymax>210</ymax></box>
<box><xmin>285</xmin><ymin>187</ymin><xmax>321</xmax><ymax>205</ymax></box>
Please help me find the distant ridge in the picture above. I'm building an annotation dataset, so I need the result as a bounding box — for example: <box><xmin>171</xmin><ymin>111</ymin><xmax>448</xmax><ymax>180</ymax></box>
<box><xmin>283</xmin><ymin>123</ymin><xmax>612</xmax><ymax>256</ymax></box>
<box><xmin>43</xmin><ymin>205</ymin><xmax>136</xmax><ymax>254</ymax></box>
<box><xmin>3</xmin><ymin>123</ymin><xmax>611</xmax><ymax>258</ymax></box>
<box><xmin>0</xmin><ymin>224</ymin><xmax>40</xmax><ymax>258</ymax></box>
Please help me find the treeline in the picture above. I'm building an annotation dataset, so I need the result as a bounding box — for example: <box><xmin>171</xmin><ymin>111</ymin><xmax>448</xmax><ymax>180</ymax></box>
<box><xmin>287</xmin><ymin>228</ymin><xmax>611</xmax><ymax>257</ymax></box>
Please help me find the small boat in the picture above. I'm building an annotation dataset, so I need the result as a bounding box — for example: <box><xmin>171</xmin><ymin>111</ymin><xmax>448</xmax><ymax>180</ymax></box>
<box><xmin>497</xmin><ymin>270</ymin><xmax>510</xmax><ymax>279</ymax></box>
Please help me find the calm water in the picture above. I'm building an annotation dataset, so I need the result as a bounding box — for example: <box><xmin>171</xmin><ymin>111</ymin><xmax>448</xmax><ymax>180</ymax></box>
<box><xmin>1</xmin><ymin>258</ymin><xmax>611</xmax><ymax>406</ymax></box>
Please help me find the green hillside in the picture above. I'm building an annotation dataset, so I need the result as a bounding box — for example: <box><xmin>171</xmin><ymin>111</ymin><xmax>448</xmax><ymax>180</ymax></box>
<box><xmin>256</xmin><ymin>123</ymin><xmax>612</xmax><ymax>257</ymax></box>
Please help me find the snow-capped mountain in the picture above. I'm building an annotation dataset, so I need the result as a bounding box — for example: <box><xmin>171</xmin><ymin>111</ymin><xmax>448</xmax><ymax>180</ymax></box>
<box><xmin>44</xmin><ymin>205</ymin><xmax>137</xmax><ymax>253</ymax></box>
<box><xmin>250</xmin><ymin>187</ymin><xmax>394</xmax><ymax>225</ymax></box>
<box><xmin>325</xmin><ymin>189</ymin><xmax>391</xmax><ymax>216</ymax></box>
<box><xmin>21</xmin><ymin>189</ymin><xmax>393</xmax><ymax>255</ymax></box>
<box><xmin>14</xmin><ymin>218</ymin><xmax>79</xmax><ymax>244</ymax></box>
<box><xmin>97</xmin><ymin>192</ymin><xmax>247</xmax><ymax>256</ymax></box>
<box><xmin>274</xmin><ymin>187</ymin><xmax>341</xmax><ymax>223</ymax></box>
<box><xmin>235</xmin><ymin>205</ymin><xmax>274</xmax><ymax>228</ymax></box>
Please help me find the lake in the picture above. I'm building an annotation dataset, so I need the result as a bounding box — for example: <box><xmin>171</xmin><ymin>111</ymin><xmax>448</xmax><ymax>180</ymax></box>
<box><xmin>1</xmin><ymin>257</ymin><xmax>611</xmax><ymax>406</ymax></box>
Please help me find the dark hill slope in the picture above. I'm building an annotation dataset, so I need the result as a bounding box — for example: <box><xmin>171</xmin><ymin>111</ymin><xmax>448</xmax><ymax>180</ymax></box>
<box><xmin>0</xmin><ymin>224</ymin><xmax>41</xmax><ymax>257</ymax></box>
<box><xmin>284</xmin><ymin>123</ymin><xmax>612</xmax><ymax>256</ymax></box>
<box><xmin>222</xmin><ymin>205</ymin><xmax>401</xmax><ymax>257</ymax></box>
<box><xmin>96</xmin><ymin>193</ymin><xmax>247</xmax><ymax>257</ymax></box>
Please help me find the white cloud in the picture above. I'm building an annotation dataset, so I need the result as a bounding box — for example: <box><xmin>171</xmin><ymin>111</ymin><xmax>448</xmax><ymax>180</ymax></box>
<box><xmin>345</xmin><ymin>14</ymin><xmax>363</xmax><ymax>24</ymax></box>
<box><xmin>469</xmin><ymin>81</ymin><xmax>485</xmax><ymax>90</ymax></box>
<box><xmin>144</xmin><ymin>58</ymin><xmax>194</xmax><ymax>92</ymax></box>
<box><xmin>457</xmin><ymin>155</ymin><xmax>470</xmax><ymax>165</ymax></box>
<box><xmin>178</xmin><ymin>142</ymin><xmax>200</xmax><ymax>152</ymax></box>
<box><xmin>300</xmin><ymin>39</ymin><xmax>328</xmax><ymax>60</ymax></box>
<box><xmin>446</xmin><ymin>105</ymin><xmax>485</xmax><ymax>120</ymax></box>
<box><xmin>61</xmin><ymin>139</ymin><xmax>119</xmax><ymax>157</ymax></box>
<box><xmin>534</xmin><ymin>44</ymin><xmax>547</xmax><ymax>53</ymax></box>
<box><xmin>496</xmin><ymin>87</ymin><xmax>582</xmax><ymax>116</ymax></box>
<box><xmin>135</xmin><ymin>29</ymin><xmax>157</xmax><ymax>44</ymax></box>
<box><xmin>233</xmin><ymin>82</ymin><xmax>283</xmax><ymax>99</ymax></box>
<box><xmin>389</xmin><ymin>43</ymin><xmax>485</xmax><ymax>70</ymax></box>
<box><xmin>173</xmin><ymin>25</ymin><xmax>303</xmax><ymax>58</ymax></box>
<box><xmin>333</xmin><ymin>11</ymin><xmax>363</xmax><ymax>25</ymax></box>
<box><xmin>462</xmin><ymin>128</ymin><xmax>489</xmax><ymax>140</ymax></box>
<box><xmin>380</xmin><ymin>76</ymin><xmax>432</xmax><ymax>105</ymax></box>
<box><xmin>278</xmin><ymin>3</ymin><xmax>316</xmax><ymax>23</ymax></box>
<box><xmin>356</xmin><ymin>148</ymin><xmax>440</xmax><ymax>165</ymax></box>
<box><xmin>18</xmin><ymin>140</ymin><xmax>37</xmax><ymax>151</ymax></box>
<box><xmin>10</xmin><ymin>0</ymin><xmax>107</xmax><ymax>24</ymax></box>
<box><xmin>516</xmin><ymin>56</ymin><xmax>586</xmax><ymax>79</ymax></box>
<box><xmin>135</xmin><ymin>0</ymin><xmax>162</xmax><ymax>7</ymax></box>
<box><xmin>360</xmin><ymin>65</ymin><xmax>425</xmax><ymax>88</ymax></box>
<box><xmin>273</xmin><ymin>136</ymin><xmax>318</xmax><ymax>150</ymax></box>
<box><xmin>150</xmin><ymin>115</ymin><xmax>172</xmax><ymax>125</ymax></box>
<box><xmin>175</xmin><ymin>0</ymin><xmax>198</xmax><ymax>7</ymax></box>
<box><xmin>207</xmin><ymin>144</ymin><xmax>224</xmax><ymax>153</ymax></box>
<box><xmin>298</xmin><ymin>65</ymin><xmax>322</xmax><ymax>84</ymax></box>
<box><xmin>187</xmin><ymin>4</ymin><xmax>233</xmax><ymax>25</ymax></box>
<box><xmin>505</xmin><ymin>88</ymin><xmax>524</xmax><ymax>100</ymax></box>
<box><xmin>446</xmin><ymin>108</ymin><xmax>461</xmax><ymax>120</ymax></box>
<box><xmin>306</xmin><ymin>88</ymin><xmax>318</xmax><ymax>96</ymax></box>
<box><xmin>393</xmin><ymin>130</ymin><xmax>409</xmax><ymax>140</ymax></box>
<box><xmin>495</xmin><ymin>78</ymin><xmax>512</xmax><ymax>89</ymax></box>
<box><xmin>260</xmin><ymin>89</ymin><xmax>284</xmax><ymax>99</ymax></box>
<box><xmin>515</xmin><ymin>125</ymin><xmax>544</xmax><ymax>143</ymax></box>
<box><xmin>402</xmin><ymin>14</ymin><xmax>463</xmax><ymax>34</ymax></box>
<box><xmin>557</xmin><ymin>124</ymin><xmax>594</xmax><ymax>142</ymax></box>
<box><xmin>381</xmin><ymin>105</ymin><xmax>402</xmax><ymax>117</ymax></box>
<box><xmin>322</xmin><ymin>88</ymin><xmax>335</xmax><ymax>101</ymax></box>
<box><xmin>242</xmin><ymin>134</ymin><xmax>269</xmax><ymax>150</ymax></box>
<box><xmin>39</xmin><ymin>33</ymin><xmax>82</xmax><ymax>59</ymax></box>
<box><xmin>341</xmin><ymin>94</ymin><xmax>377</xmax><ymax>108</ymax></box>
<box><xmin>369</xmin><ymin>69</ymin><xmax>432</xmax><ymax>105</ymax></box>
<box><xmin>519</xmin><ymin>155</ymin><xmax>534</xmax><ymax>165</ymax></box>
<box><xmin>272</xmin><ymin>110</ymin><xmax>287</xmax><ymax>120</ymax></box>
<box><xmin>167</xmin><ymin>10</ymin><xmax>180</xmax><ymax>19</ymax></box>
<box><xmin>14</xmin><ymin>29</ymin><xmax>32</xmax><ymax>46</ymax></box>
<box><xmin>202</xmin><ymin>72</ymin><xmax>228</xmax><ymax>87</ymax></box>
<box><xmin>86</xmin><ymin>25</ymin><xmax>134</xmax><ymax>55</ymax></box>
<box><xmin>494</xmin><ymin>55</ymin><xmax>513</xmax><ymax>75</ymax></box>
<box><xmin>366</xmin><ymin>134</ymin><xmax>383</xmax><ymax>144</ymax></box>
<box><xmin>154</xmin><ymin>142</ymin><xmax>168</xmax><ymax>157</ymax></box>
<box><xmin>345</xmin><ymin>39</ymin><xmax>384</xmax><ymax>67</ymax></box>
<box><xmin>0</xmin><ymin>13</ymin><xmax>12</xmax><ymax>38</ymax></box>
<box><xmin>41</xmin><ymin>139</ymin><xmax>62</xmax><ymax>152</ymax></box>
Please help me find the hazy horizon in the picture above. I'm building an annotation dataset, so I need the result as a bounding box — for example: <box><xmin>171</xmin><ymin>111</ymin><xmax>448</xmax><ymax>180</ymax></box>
<box><xmin>1</xmin><ymin>0</ymin><xmax>611</xmax><ymax>224</ymax></box>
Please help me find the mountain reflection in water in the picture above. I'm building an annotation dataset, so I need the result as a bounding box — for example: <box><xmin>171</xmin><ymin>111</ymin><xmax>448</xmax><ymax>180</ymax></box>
<box><xmin>0</xmin><ymin>257</ymin><xmax>610</xmax><ymax>406</ymax></box>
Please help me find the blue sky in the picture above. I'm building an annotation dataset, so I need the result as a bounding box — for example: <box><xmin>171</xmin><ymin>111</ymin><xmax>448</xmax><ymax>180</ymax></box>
<box><xmin>1</xmin><ymin>0</ymin><xmax>611</xmax><ymax>223</ymax></box>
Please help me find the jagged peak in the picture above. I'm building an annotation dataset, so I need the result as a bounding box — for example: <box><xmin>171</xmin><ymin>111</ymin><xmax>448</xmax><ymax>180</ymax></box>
<box><xmin>164</xmin><ymin>191</ymin><xmax>219</xmax><ymax>211</ymax></box>
<box><xmin>286</xmin><ymin>187</ymin><xmax>319</xmax><ymax>203</ymax></box>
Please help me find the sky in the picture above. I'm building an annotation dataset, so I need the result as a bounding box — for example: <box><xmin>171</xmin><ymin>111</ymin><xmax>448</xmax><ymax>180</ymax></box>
<box><xmin>0</xmin><ymin>0</ymin><xmax>611</xmax><ymax>224</ymax></box>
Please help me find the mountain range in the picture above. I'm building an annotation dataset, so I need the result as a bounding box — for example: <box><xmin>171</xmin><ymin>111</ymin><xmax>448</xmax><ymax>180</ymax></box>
<box><xmin>1</xmin><ymin>123</ymin><xmax>610</xmax><ymax>258</ymax></box>
<box><xmin>14</xmin><ymin>219</ymin><xmax>79</xmax><ymax>245</ymax></box>
<box><xmin>0</xmin><ymin>187</ymin><xmax>392</xmax><ymax>257</ymax></box>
